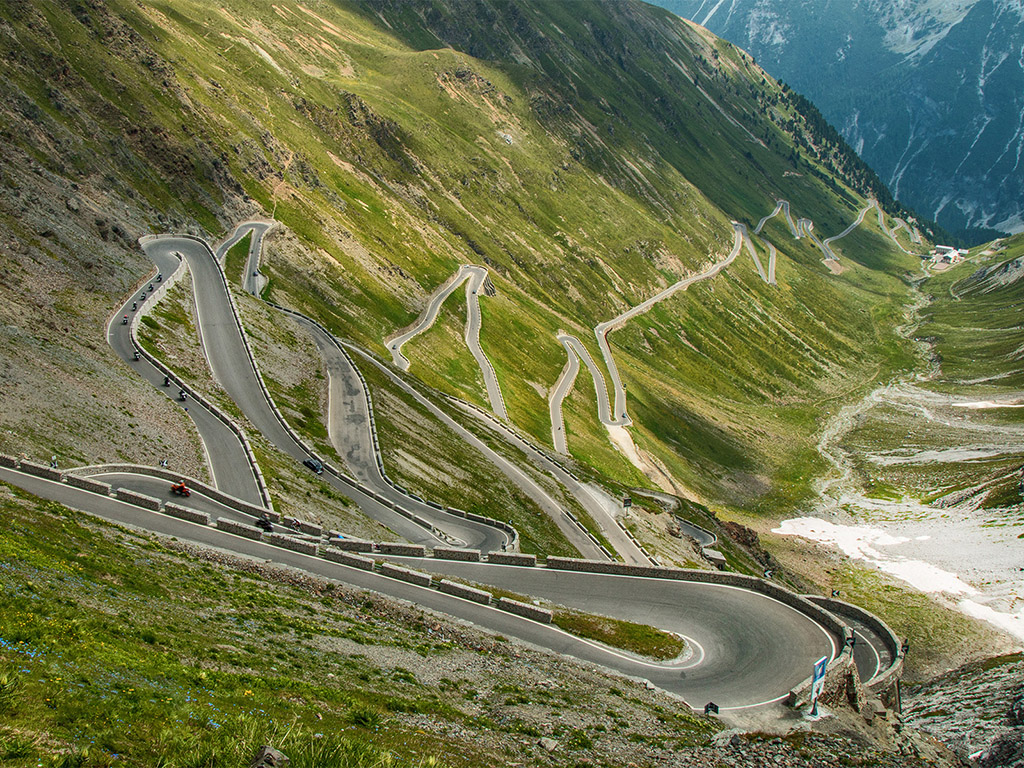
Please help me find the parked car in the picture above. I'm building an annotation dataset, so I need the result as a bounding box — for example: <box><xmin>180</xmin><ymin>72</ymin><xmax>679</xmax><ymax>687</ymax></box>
<box><xmin>302</xmin><ymin>457</ymin><xmax>323</xmax><ymax>475</ymax></box>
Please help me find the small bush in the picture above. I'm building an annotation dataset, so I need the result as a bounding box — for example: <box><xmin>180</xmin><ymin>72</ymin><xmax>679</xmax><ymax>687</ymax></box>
<box><xmin>346</xmin><ymin>703</ymin><xmax>383</xmax><ymax>728</ymax></box>
<box><xmin>0</xmin><ymin>668</ymin><xmax>21</xmax><ymax>713</ymax></box>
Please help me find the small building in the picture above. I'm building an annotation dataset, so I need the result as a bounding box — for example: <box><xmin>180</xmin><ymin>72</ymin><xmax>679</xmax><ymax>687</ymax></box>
<box><xmin>930</xmin><ymin>244</ymin><xmax>963</xmax><ymax>265</ymax></box>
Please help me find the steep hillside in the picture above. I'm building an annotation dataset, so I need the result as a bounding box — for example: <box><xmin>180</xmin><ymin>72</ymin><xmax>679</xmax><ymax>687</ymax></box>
<box><xmin>653</xmin><ymin>0</ymin><xmax>1024</xmax><ymax>239</ymax></box>
<box><xmin>0</xmin><ymin>0</ymin><xmax>922</xmax><ymax>541</ymax></box>
<box><xmin>0</xmin><ymin>483</ymin><xmax>959</xmax><ymax>767</ymax></box>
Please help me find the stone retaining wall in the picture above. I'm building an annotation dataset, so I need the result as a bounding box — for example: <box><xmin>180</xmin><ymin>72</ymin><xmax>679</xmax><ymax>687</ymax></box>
<box><xmin>433</xmin><ymin>547</ymin><xmax>481</xmax><ymax>562</ymax></box>
<box><xmin>164</xmin><ymin>504</ymin><xmax>211</xmax><ymax>526</ymax></box>
<box><xmin>0</xmin><ymin>455</ymin><xmax>19</xmax><ymax>469</ymax></box>
<box><xmin>411</xmin><ymin>515</ymin><xmax>435</xmax><ymax>531</ymax></box>
<box><xmin>215</xmin><ymin>519</ymin><xmax>263</xmax><ymax>541</ymax></box>
<box><xmin>497</xmin><ymin>597</ymin><xmax>552</xmax><ymax>623</ymax></box>
<box><xmin>788</xmin><ymin>647</ymin><xmax>857</xmax><ymax>709</ymax></box>
<box><xmin>438</xmin><ymin>579</ymin><xmax>491</xmax><ymax>605</ymax></box>
<box><xmin>321</xmin><ymin>549</ymin><xmax>374</xmax><ymax>571</ymax></box>
<box><xmin>486</xmin><ymin>552</ymin><xmax>537</xmax><ymax>567</ymax></box>
<box><xmin>114</xmin><ymin>488</ymin><xmax>162</xmax><ymax>511</ymax></box>
<box><xmin>379</xmin><ymin>562</ymin><xmax>432</xmax><ymax>587</ymax></box>
<box><xmin>266</xmin><ymin>534</ymin><xmax>318</xmax><ymax>556</ymax></box>
<box><xmin>377</xmin><ymin>543</ymin><xmax>426</xmax><ymax>557</ymax></box>
<box><xmin>544</xmin><ymin>557</ymin><xmax>848</xmax><ymax>638</ymax></box>
<box><xmin>18</xmin><ymin>460</ymin><xmax>63</xmax><ymax>482</ymax></box>
<box><xmin>331</xmin><ymin>539</ymin><xmax>374</xmax><ymax>553</ymax></box>
<box><xmin>296</xmin><ymin>521</ymin><xmax>322</xmax><ymax>537</ymax></box>
<box><xmin>65</xmin><ymin>475</ymin><xmax>112</xmax><ymax>496</ymax></box>
<box><xmin>807</xmin><ymin>596</ymin><xmax>904</xmax><ymax>700</ymax></box>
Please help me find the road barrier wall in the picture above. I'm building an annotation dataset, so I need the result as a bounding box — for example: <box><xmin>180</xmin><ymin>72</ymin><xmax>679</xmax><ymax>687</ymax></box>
<box><xmin>321</xmin><ymin>549</ymin><xmax>374</xmax><ymax>571</ymax></box>
<box><xmin>114</xmin><ymin>488</ymin><xmax>162</xmax><ymax>511</ymax></box>
<box><xmin>788</xmin><ymin>646</ymin><xmax>856</xmax><ymax>708</ymax></box>
<box><xmin>266</xmin><ymin>534</ymin><xmax>318</xmax><ymax>556</ymax></box>
<box><xmin>164</xmin><ymin>503</ymin><xmax>211</xmax><ymax>526</ymax></box>
<box><xmin>69</xmin><ymin>465</ymin><xmax>273</xmax><ymax>521</ymax></box>
<box><xmin>377</xmin><ymin>543</ymin><xmax>426</xmax><ymax>557</ymax></box>
<box><xmin>65</xmin><ymin>475</ymin><xmax>112</xmax><ymax>496</ymax></box>
<box><xmin>296</xmin><ymin>521</ymin><xmax>323</xmax><ymax>537</ymax></box>
<box><xmin>411</xmin><ymin>515</ymin><xmax>435</xmax><ymax>531</ymax></box>
<box><xmin>331</xmin><ymin>539</ymin><xmax>374</xmax><ymax>553</ymax></box>
<box><xmin>216</xmin><ymin>518</ymin><xmax>263</xmax><ymax>541</ymax></box>
<box><xmin>432</xmin><ymin>547</ymin><xmax>482</xmax><ymax>562</ymax></box>
<box><xmin>807</xmin><ymin>595</ymin><xmax>904</xmax><ymax>697</ymax></box>
<box><xmin>438</xmin><ymin>579</ymin><xmax>491</xmax><ymax>605</ymax></box>
<box><xmin>487</xmin><ymin>552</ymin><xmax>537</xmax><ymax>567</ymax></box>
<box><xmin>19</xmin><ymin>460</ymin><xmax>63</xmax><ymax>482</ymax></box>
<box><xmin>0</xmin><ymin>455</ymin><xmax>19</xmax><ymax>469</ymax></box>
<box><xmin>379</xmin><ymin>562</ymin><xmax>432</xmax><ymax>587</ymax></box>
<box><xmin>544</xmin><ymin>557</ymin><xmax>848</xmax><ymax>638</ymax></box>
<box><xmin>497</xmin><ymin>597</ymin><xmax>552</xmax><ymax>623</ymax></box>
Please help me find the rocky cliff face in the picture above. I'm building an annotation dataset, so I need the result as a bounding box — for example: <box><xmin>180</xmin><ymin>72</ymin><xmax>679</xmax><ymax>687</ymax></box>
<box><xmin>903</xmin><ymin>652</ymin><xmax>1024</xmax><ymax>765</ymax></box>
<box><xmin>655</xmin><ymin>0</ymin><xmax>1024</xmax><ymax>240</ymax></box>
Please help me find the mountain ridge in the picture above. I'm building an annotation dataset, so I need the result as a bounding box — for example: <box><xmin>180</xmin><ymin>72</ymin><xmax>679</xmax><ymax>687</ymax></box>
<box><xmin>653</xmin><ymin>0</ymin><xmax>1024</xmax><ymax>239</ymax></box>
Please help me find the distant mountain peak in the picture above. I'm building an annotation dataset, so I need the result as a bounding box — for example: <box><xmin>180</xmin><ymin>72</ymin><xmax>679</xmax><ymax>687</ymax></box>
<box><xmin>653</xmin><ymin>0</ymin><xmax>1023</xmax><ymax>238</ymax></box>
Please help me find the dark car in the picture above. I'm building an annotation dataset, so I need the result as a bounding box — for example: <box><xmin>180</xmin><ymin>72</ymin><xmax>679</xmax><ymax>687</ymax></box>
<box><xmin>303</xmin><ymin>457</ymin><xmax>323</xmax><ymax>474</ymax></box>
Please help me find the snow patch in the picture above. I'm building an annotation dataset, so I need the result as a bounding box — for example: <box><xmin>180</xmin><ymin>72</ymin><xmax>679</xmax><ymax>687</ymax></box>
<box><xmin>775</xmin><ymin>517</ymin><xmax>1024</xmax><ymax>642</ymax></box>
<box><xmin>774</xmin><ymin>517</ymin><xmax>977</xmax><ymax>595</ymax></box>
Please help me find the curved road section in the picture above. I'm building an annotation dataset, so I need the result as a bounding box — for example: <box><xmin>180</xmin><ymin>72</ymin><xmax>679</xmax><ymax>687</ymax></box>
<box><xmin>550</xmin><ymin>223</ymin><xmax>746</xmax><ymax>450</ymax></box>
<box><xmin>549</xmin><ymin>196</ymin><xmax>903</xmax><ymax>456</ymax></box>
<box><xmin>143</xmin><ymin>231</ymin><xmax>510</xmax><ymax>552</ymax></box>
<box><xmin>110</xmin><ymin>243</ymin><xmax>264</xmax><ymax>506</ymax></box>
<box><xmin>0</xmin><ymin>465</ymin><xmax>848</xmax><ymax>713</ymax></box>
<box><xmin>385</xmin><ymin>265</ymin><xmax>508</xmax><ymax>421</ymax></box>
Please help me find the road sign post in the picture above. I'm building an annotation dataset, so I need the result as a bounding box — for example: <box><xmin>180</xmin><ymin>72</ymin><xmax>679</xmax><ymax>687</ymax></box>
<box><xmin>809</xmin><ymin>655</ymin><xmax>828</xmax><ymax>717</ymax></box>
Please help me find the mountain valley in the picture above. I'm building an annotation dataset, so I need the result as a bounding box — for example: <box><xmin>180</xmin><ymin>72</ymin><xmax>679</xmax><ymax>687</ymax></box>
<box><xmin>0</xmin><ymin>0</ymin><xmax>1021</xmax><ymax>765</ymax></box>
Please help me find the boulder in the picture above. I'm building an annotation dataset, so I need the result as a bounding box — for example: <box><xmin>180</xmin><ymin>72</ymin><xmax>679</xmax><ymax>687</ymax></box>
<box><xmin>1009</xmin><ymin>694</ymin><xmax>1024</xmax><ymax>726</ymax></box>
<box><xmin>978</xmin><ymin>731</ymin><xmax>1024</xmax><ymax>768</ymax></box>
<box><xmin>250</xmin><ymin>746</ymin><xmax>289</xmax><ymax>768</ymax></box>
<box><xmin>712</xmin><ymin>729</ymin><xmax>744</xmax><ymax>748</ymax></box>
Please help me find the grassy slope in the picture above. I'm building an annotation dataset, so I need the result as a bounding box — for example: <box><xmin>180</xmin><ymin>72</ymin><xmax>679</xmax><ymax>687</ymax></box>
<box><xmin>130</xmin><ymin>0</ymin><xmax>919</xmax><ymax>508</ymax></box>
<box><xmin>0</xmin><ymin>484</ymin><xmax>715</xmax><ymax>766</ymax></box>
<box><xmin>838</xmin><ymin>234</ymin><xmax>1024</xmax><ymax>509</ymax></box>
<box><xmin>0</xmin><ymin>0</ymin><xmax>928</xmax><ymax>551</ymax></box>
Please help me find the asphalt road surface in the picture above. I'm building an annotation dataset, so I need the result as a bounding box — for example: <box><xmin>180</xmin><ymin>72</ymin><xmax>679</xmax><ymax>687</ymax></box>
<box><xmin>386</xmin><ymin>265</ymin><xmax>508</xmax><ymax>420</ymax></box>
<box><xmin>110</xmin><ymin>244</ymin><xmax>262</xmax><ymax>505</ymax></box>
<box><xmin>1</xmin><ymin>467</ymin><xmax>848</xmax><ymax>713</ymax></box>
<box><xmin>550</xmin><ymin>224</ymin><xmax>746</xmax><ymax>446</ymax></box>
<box><xmin>24</xmin><ymin>210</ymin><xmax>903</xmax><ymax>718</ymax></box>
